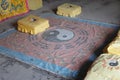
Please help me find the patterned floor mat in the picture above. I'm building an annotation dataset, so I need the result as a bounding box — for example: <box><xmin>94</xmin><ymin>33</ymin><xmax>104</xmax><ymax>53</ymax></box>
<box><xmin>0</xmin><ymin>13</ymin><xmax>119</xmax><ymax>79</ymax></box>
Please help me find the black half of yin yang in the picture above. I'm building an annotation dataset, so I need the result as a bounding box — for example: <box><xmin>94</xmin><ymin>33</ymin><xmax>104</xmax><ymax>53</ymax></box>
<box><xmin>42</xmin><ymin>29</ymin><xmax>75</xmax><ymax>42</ymax></box>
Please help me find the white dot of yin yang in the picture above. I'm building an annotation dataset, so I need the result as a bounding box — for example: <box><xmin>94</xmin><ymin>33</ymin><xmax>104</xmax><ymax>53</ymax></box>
<box><xmin>42</xmin><ymin>29</ymin><xmax>75</xmax><ymax>42</ymax></box>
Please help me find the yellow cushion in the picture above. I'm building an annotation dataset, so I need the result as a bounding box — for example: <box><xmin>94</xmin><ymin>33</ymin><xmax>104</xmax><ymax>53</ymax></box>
<box><xmin>0</xmin><ymin>0</ymin><xmax>29</xmax><ymax>22</ymax></box>
<box><xmin>18</xmin><ymin>15</ymin><xmax>49</xmax><ymax>35</ymax></box>
<box><xmin>106</xmin><ymin>30</ymin><xmax>120</xmax><ymax>55</ymax></box>
<box><xmin>27</xmin><ymin>0</ymin><xmax>42</xmax><ymax>10</ymax></box>
<box><xmin>57</xmin><ymin>3</ymin><xmax>82</xmax><ymax>17</ymax></box>
<box><xmin>107</xmin><ymin>37</ymin><xmax>120</xmax><ymax>55</ymax></box>
<box><xmin>85</xmin><ymin>54</ymin><xmax>120</xmax><ymax>80</ymax></box>
<box><xmin>117</xmin><ymin>30</ymin><xmax>120</xmax><ymax>37</ymax></box>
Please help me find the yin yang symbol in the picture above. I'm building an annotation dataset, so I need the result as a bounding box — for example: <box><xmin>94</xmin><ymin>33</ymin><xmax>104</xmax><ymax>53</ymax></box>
<box><xmin>42</xmin><ymin>29</ymin><xmax>75</xmax><ymax>42</ymax></box>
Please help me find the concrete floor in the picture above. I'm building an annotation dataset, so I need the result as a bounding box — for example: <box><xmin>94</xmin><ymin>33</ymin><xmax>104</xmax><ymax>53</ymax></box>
<box><xmin>0</xmin><ymin>0</ymin><xmax>120</xmax><ymax>80</ymax></box>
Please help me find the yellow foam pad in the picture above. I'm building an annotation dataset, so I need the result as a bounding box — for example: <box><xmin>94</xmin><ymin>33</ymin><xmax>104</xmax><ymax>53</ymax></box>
<box><xmin>57</xmin><ymin>3</ymin><xmax>82</xmax><ymax>17</ymax></box>
<box><xmin>27</xmin><ymin>0</ymin><xmax>42</xmax><ymax>10</ymax></box>
<box><xmin>17</xmin><ymin>15</ymin><xmax>49</xmax><ymax>35</ymax></box>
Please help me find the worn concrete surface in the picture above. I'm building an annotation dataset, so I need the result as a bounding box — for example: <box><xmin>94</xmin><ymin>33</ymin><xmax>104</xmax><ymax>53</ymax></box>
<box><xmin>0</xmin><ymin>0</ymin><xmax>120</xmax><ymax>80</ymax></box>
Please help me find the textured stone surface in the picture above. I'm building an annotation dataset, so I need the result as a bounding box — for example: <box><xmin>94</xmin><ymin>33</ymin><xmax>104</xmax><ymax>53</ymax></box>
<box><xmin>0</xmin><ymin>54</ymin><xmax>70</xmax><ymax>80</ymax></box>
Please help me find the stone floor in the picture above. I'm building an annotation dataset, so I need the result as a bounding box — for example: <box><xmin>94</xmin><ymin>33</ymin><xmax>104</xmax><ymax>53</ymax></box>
<box><xmin>0</xmin><ymin>0</ymin><xmax>120</xmax><ymax>80</ymax></box>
